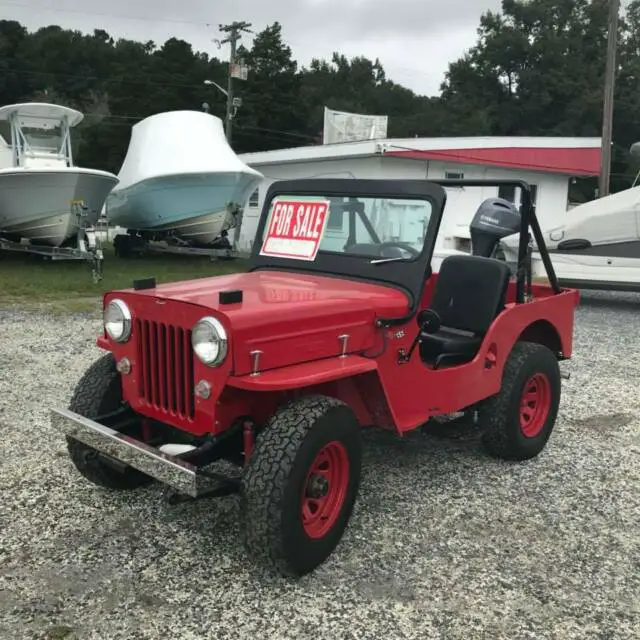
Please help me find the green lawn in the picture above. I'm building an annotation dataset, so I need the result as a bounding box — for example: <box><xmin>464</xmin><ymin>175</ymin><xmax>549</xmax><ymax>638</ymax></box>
<box><xmin>0</xmin><ymin>244</ymin><xmax>248</xmax><ymax>313</ymax></box>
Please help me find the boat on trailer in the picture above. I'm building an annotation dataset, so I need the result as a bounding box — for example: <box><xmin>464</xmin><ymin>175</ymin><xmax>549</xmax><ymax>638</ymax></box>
<box><xmin>501</xmin><ymin>185</ymin><xmax>640</xmax><ymax>292</ymax></box>
<box><xmin>0</xmin><ymin>102</ymin><xmax>118</xmax><ymax>278</ymax></box>
<box><xmin>106</xmin><ymin>110</ymin><xmax>263</xmax><ymax>259</ymax></box>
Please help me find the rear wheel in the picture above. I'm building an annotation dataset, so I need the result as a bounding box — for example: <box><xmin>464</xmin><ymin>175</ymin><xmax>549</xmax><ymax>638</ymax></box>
<box><xmin>240</xmin><ymin>395</ymin><xmax>362</xmax><ymax>577</ymax></box>
<box><xmin>66</xmin><ymin>353</ymin><xmax>153</xmax><ymax>490</ymax></box>
<box><xmin>479</xmin><ymin>341</ymin><xmax>561</xmax><ymax>460</ymax></box>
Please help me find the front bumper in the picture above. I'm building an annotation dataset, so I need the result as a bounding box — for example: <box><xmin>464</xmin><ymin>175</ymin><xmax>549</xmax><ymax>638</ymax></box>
<box><xmin>51</xmin><ymin>408</ymin><xmax>209</xmax><ymax>497</ymax></box>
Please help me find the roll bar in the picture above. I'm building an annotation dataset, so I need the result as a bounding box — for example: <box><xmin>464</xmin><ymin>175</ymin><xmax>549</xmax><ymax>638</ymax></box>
<box><xmin>432</xmin><ymin>179</ymin><xmax>561</xmax><ymax>303</ymax></box>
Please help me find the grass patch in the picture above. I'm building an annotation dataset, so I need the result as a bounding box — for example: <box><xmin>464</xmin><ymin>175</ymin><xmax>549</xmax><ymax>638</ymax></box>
<box><xmin>0</xmin><ymin>243</ymin><xmax>248</xmax><ymax>313</ymax></box>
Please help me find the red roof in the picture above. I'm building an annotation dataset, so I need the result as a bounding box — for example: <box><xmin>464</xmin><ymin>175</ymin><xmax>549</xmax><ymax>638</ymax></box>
<box><xmin>384</xmin><ymin>146</ymin><xmax>600</xmax><ymax>177</ymax></box>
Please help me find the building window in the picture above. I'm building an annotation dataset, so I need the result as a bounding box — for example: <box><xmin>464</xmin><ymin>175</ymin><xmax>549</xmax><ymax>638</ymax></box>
<box><xmin>248</xmin><ymin>188</ymin><xmax>259</xmax><ymax>208</ymax></box>
<box><xmin>498</xmin><ymin>184</ymin><xmax>537</xmax><ymax>206</ymax></box>
<box><xmin>445</xmin><ymin>171</ymin><xmax>464</xmax><ymax>180</ymax></box>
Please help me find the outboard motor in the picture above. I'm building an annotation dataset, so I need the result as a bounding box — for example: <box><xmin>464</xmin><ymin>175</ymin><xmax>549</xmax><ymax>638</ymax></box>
<box><xmin>469</xmin><ymin>197</ymin><xmax>521</xmax><ymax>258</ymax></box>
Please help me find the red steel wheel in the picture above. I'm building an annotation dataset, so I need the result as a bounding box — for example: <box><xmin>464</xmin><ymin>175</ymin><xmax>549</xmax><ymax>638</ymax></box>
<box><xmin>519</xmin><ymin>372</ymin><xmax>551</xmax><ymax>438</ymax></box>
<box><xmin>241</xmin><ymin>395</ymin><xmax>362</xmax><ymax>576</ymax></box>
<box><xmin>301</xmin><ymin>441</ymin><xmax>350</xmax><ymax>539</ymax></box>
<box><xmin>480</xmin><ymin>342</ymin><xmax>561</xmax><ymax>461</ymax></box>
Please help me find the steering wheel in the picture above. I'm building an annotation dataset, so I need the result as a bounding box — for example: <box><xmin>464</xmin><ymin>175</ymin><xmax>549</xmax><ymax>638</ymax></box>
<box><xmin>378</xmin><ymin>241</ymin><xmax>421</xmax><ymax>258</ymax></box>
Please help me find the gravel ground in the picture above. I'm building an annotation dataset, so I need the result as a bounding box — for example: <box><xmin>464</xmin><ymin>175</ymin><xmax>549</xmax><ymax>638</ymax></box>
<box><xmin>1</xmin><ymin>292</ymin><xmax>639</xmax><ymax>640</ymax></box>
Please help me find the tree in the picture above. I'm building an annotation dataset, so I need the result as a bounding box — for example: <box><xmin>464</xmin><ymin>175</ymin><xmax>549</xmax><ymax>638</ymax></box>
<box><xmin>234</xmin><ymin>22</ymin><xmax>309</xmax><ymax>152</ymax></box>
<box><xmin>439</xmin><ymin>0</ymin><xmax>640</xmax><ymax>190</ymax></box>
<box><xmin>1</xmin><ymin>6</ymin><xmax>639</xmax><ymax>192</ymax></box>
<box><xmin>0</xmin><ymin>21</ymin><xmax>31</xmax><ymax>105</ymax></box>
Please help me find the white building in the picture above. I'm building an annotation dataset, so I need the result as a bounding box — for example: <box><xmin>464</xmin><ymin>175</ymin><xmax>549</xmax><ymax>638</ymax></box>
<box><xmin>237</xmin><ymin>136</ymin><xmax>601</xmax><ymax>253</ymax></box>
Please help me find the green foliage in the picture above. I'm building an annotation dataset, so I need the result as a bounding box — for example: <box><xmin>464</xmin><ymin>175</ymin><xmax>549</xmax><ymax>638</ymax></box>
<box><xmin>0</xmin><ymin>244</ymin><xmax>247</xmax><ymax>311</ymax></box>
<box><xmin>1</xmin><ymin>0</ymin><xmax>639</xmax><ymax>190</ymax></box>
<box><xmin>441</xmin><ymin>0</ymin><xmax>640</xmax><ymax>189</ymax></box>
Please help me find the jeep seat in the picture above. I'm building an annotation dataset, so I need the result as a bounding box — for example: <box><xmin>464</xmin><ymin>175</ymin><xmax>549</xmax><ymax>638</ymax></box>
<box><xmin>419</xmin><ymin>254</ymin><xmax>511</xmax><ymax>368</ymax></box>
<box><xmin>345</xmin><ymin>243</ymin><xmax>406</xmax><ymax>257</ymax></box>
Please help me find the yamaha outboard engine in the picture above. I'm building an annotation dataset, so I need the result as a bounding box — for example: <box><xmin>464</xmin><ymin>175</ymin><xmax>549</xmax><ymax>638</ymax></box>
<box><xmin>469</xmin><ymin>197</ymin><xmax>521</xmax><ymax>258</ymax></box>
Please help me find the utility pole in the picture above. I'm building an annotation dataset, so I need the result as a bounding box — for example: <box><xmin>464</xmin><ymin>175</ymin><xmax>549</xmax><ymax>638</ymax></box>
<box><xmin>598</xmin><ymin>0</ymin><xmax>620</xmax><ymax>198</ymax></box>
<box><xmin>218</xmin><ymin>21</ymin><xmax>252</xmax><ymax>146</ymax></box>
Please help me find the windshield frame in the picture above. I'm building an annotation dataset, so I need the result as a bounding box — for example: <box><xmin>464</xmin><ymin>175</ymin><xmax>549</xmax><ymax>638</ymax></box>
<box><xmin>249</xmin><ymin>178</ymin><xmax>446</xmax><ymax>311</ymax></box>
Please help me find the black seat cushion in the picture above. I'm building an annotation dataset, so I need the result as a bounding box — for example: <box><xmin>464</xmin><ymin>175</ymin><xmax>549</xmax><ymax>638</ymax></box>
<box><xmin>420</xmin><ymin>329</ymin><xmax>482</xmax><ymax>363</ymax></box>
<box><xmin>419</xmin><ymin>328</ymin><xmax>482</xmax><ymax>361</ymax></box>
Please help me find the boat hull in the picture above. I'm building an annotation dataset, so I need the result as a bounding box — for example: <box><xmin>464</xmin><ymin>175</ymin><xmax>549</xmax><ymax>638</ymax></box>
<box><xmin>106</xmin><ymin>172</ymin><xmax>259</xmax><ymax>245</ymax></box>
<box><xmin>0</xmin><ymin>168</ymin><xmax>118</xmax><ymax>246</ymax></box>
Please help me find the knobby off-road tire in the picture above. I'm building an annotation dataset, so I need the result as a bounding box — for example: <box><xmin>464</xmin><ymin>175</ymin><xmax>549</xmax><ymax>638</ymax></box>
<box><xmin>241</xmin><ymin>395</ymin><xmax>362</xmax><ymax>577</ymax></box>
<box><xmin>66</xmin><ymin>353</ymin><xmax>153</xmax><ymax>490</ymax></box>
<box><xmin>479</xmin><ymin>341</ymin><xmax>561</xmax><ymax>461</ymax></box>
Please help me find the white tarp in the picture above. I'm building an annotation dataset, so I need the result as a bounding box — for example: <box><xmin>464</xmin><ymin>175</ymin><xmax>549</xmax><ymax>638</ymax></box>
<box><xmin>322</xmin><ymin>107</ymin><xmax>388</xmax><ymax>145</ymax></box>
<box><xmin>112</xmin><ymin>110</ymin><xmax>262</xmax><ymax>192</ymax></box>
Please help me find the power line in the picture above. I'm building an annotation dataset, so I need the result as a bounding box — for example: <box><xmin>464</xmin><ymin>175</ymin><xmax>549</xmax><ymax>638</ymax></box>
<box><xmin>9</xmin><ymin>63</ymin><xmax>637</xmax><ymax>151</ymax></box>
<box><xmin>9</xmin><ymin>66</ymin><xmax>223</xmax><ymax>90</ymax></box>
<box><xmin>0</xmin><ymin>67</ymin><xmax>320</xmax><ymax>142</ymax></box>
<box><xmin>87</xmin><ymin>114</ymin><xmax>318</xmax><ymax>141</ymax></box>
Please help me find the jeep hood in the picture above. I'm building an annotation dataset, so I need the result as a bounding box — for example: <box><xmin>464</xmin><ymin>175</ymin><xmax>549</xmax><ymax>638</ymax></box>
<box><xmin>128</xmin><ymin>269</ymin><xmax>410</xmax><ymax>375</ymax></box>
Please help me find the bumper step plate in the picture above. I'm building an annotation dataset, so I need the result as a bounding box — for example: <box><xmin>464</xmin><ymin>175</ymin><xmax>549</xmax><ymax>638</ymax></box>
<box><xmin>51</xmin><ymin>407</ymin><xmax>214</xmax><ymax>497</ymax></box>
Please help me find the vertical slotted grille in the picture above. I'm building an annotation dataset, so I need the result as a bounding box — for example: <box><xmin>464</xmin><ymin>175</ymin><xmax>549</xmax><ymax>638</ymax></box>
<box><xmin>136</xmin><ymin>319</ymin><xmax>195</xmax><ymax>419</ymax></box>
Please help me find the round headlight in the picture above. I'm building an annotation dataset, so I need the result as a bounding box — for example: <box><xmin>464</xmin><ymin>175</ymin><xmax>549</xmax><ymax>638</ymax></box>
<box><xmin>191</xmin><ymin>316</ymin><xmax>228</xmax><ymax>366</ymax></box>
<box><xmin>104</xmin><ymin>299</ymin><xmax>132</xmax><ymax>342</ymax></box>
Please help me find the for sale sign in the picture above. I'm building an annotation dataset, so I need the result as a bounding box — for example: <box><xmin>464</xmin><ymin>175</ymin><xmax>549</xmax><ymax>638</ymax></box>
<box><xmin>259</xmin><ymin>197</ymin><xmax>331</xmax><ymax>261</ymax></box>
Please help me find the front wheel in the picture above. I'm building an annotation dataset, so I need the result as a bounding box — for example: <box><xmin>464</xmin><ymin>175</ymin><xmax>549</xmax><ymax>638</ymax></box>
<box><xmin>66</xmin><ymin>353</ymin><xmax>153</xmax><ymax>490</ymax></box>
<box><xmin>479</xmin><ymin>341</ymin><xmax>561</xmax><ymax>461</ymax></box>
<box><xmin>240</xmin><ymin>395</ymin><xmax>362</xmax><ymax>577</ymax></box>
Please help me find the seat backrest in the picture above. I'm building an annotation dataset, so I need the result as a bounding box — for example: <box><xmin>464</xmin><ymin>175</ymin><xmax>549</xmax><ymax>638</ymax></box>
<box><xmin>430</xmin><ymin>254</ymin><xmax>511</xmax><ymax>335</ymax></box>
<box><xmin>345</xmin><ymin>243</ymin><xmax>383</xmax><ymax>255</ymax></box>
<box><xmin>346</xmin><ymin>243</ymin><xmax>405</xmax><ymax>258</ymax></box>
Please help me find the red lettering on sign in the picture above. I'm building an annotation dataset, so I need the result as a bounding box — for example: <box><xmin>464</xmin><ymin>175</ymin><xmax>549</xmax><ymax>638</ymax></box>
<box><xmin>260</xmin><ymin>198</ymin><xmax>331</xmax><ymax>261</ymax></box>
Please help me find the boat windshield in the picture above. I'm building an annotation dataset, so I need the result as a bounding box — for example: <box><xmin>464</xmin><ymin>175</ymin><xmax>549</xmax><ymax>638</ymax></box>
<box><xmin>259</xmin><ymin>194</ymin><xmax>433</xmax><ymax>263</ymax></box>
<box><xmin>22</xmin><ymin>126</ymin><xmax>63</xmax><ymax>154</ymax></box>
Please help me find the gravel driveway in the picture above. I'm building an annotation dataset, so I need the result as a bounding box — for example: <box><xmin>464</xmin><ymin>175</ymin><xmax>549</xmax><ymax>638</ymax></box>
<box><xmin>1</xmin><ymin>292</ymin><xmax>639</xmax><ymax>640</ymax></box>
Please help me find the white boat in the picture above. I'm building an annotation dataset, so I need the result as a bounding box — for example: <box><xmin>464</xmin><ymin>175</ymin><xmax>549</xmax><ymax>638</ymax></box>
<box><xmin>106</xmin><ymin>110</ymin><xmax>263</xmax><ymax>246</ymax></box>
<box><xmin>0</xmin><ymin>103</ymin><xmax>119</xmax><ymax>247</ymax></box>
<box><xmin>501</xmin><ymin>186</ymin><xmax>640</xmax><ymax>291</ymax></box>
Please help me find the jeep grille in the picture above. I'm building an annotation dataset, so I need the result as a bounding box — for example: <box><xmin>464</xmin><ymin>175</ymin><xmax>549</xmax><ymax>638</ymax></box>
<box><xmin>136</xmin><ymin>319</ymin><xmax>195</xmax><ymax>419</ymax></box>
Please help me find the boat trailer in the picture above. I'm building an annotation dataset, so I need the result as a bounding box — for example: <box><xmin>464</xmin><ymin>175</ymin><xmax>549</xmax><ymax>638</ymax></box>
<box><xmin>0</xmin><ymin>201</ymin><xmax>108</xmax><ymax>283</ymax></box>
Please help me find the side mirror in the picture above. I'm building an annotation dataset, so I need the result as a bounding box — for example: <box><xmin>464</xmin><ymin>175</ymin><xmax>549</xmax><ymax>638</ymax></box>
<box><xmin>417</xmin><ymin>309</ymin><xmax>441</xmax><ymax>334</ymax></box>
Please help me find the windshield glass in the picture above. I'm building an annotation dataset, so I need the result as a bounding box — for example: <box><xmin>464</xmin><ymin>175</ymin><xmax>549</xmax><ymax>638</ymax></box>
<box><xmin>259</xmin><ymin>194</ymin><xmax>433</xmax><ymax>263</ymax></box>
<box><xmin>23</xmin><ymin>126</ymin><xmax>63</xmax><ymax>154</ymax></box>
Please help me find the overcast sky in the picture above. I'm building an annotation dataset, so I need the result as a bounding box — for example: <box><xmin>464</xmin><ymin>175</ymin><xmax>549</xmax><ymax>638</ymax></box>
<box><xmin>3</xmin><ymin>0</ymin><xmax>505</xmax><ymax>97</ymax></box>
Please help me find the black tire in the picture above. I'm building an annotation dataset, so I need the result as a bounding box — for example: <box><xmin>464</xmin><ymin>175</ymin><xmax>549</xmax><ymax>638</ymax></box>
<box><xmin>240</xmin><ymin>395</ymin><xmax>362</xmax><ymax>577</ymax></box>
<box><xmin>66</xmin><ymin>353</ymin><xmax>153</xmax><ymax>490</ymax></box>
<box><xmin>113</xmin><ymin>234</ymin><xmax>134</xmax><ymax>258</ymax></box>
<box><xmin>479</xmin><ymin>341</ymin><xmax>561</xmax><ymax>461</ymax></box>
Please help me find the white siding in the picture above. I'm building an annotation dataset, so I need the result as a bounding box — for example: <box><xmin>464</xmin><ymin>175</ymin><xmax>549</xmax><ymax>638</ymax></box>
<box><xmin>238</xmin><ymin>157</ymin><xmax>387</xmax><ymax>252</ymax></box>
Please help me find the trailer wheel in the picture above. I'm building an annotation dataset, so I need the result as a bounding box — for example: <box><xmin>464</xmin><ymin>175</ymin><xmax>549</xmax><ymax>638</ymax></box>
<box><xmin>66</xmin><ymin>353</ymin><xmax>153</xmax><ymax>490</ymax></box>
<box><xmin>113</xmin><ymin>233</ymin><xmax>134</xmax><ymax>258</ymax></box>
<box><xmin>241</xmin><ymin>395</ymin><xmax>362</xmax><ymax>577</ymax></box>
<box><xmin>479</xmin><ymin>341</ymin><xmax>561</xmax><ymax>461</ymax></box>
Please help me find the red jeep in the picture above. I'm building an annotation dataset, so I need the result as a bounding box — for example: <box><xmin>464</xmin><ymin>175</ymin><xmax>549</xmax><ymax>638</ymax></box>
<box><xmin>52</xmin><ymin>178</ymin><xmax>579</xmax><ymax>577</ymax></box>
